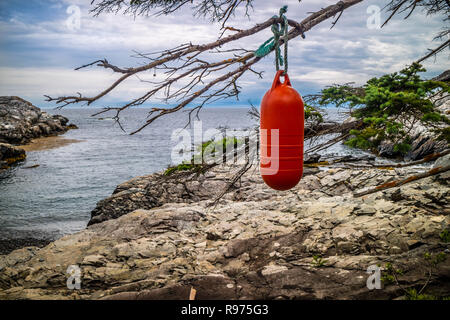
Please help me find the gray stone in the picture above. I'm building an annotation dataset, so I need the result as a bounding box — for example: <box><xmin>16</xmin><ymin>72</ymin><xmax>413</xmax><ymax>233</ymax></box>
<box><xmin>353</xmin><ymin>205</ymin><xmax>377</xmax><ymax>216</ymax></box>
<box><xmin>1</xmin><ymin>162</ymin><xmax>449</xmax><ymax>300</ymax></box>
<box><xmin>0</xmin><ymin>96</ymin><xmax>72</xmax><ymax>145</ymax></box>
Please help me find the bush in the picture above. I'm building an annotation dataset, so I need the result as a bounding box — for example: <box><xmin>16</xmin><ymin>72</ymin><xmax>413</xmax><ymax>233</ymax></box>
<box><xmin>310</xmin><ymin>63</ymin><xmax>449</xmax><ymax>155</ymax></box>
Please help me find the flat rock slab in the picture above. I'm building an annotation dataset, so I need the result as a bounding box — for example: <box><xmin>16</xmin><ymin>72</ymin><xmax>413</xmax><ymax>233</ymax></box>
<box><xmin>0</xmin><ymin>164</ymin><xmax>449</xmax><ymax>300</ymax></box>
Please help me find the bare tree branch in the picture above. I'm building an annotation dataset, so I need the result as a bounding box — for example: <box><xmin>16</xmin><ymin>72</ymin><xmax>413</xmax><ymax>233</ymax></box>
<box><xmin>416</xmin><ymin>39</ymin><xmax>450</xmax><ymax>64</ymax></box>
<box><xmin>90</xmin><ymin>0</ymin><xmax>254</xmax><ymax>28</ymax></box>
<box><xmin>382</xmin><ymin>0</ymin><xmax>449</xmax><ymax>27</ymax></box>
<box><xmin>46</xmin><ymin>0</ymin><xmax>364</xmax><ymax>134</ymax></box>
<box><xmin>382</xmin><ymin>0</ymin><xmax>449</xmax><ymax>64</ymax></box>
<box><xmin>353</xmin><ymin>164</ymin><xmax>450</xmax><ymax>197</ymax></box>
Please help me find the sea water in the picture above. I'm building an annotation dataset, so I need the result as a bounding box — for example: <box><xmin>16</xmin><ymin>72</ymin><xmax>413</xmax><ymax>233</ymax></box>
<box><xmin>0</xmin><ymin>107</ymin><xmax>367</xmax><ymax>240</ymax></box>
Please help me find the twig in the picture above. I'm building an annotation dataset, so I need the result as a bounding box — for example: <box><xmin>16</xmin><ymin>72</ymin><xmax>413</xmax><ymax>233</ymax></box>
<box><xmin>189</xmin><ymin>287</ymin><xmax>197</xmax><ymax>300</ymax></box>
<box><xmin>416</xmin><ymin>39</ymin><xmax>450</xmax><ymax>64</ymax></box>
<box><xmin>208</xmin><ymin>160</ymin><xmax>253</xmax><ymax>208</ymax></box>
<box><xmin>46</xmin><ymin>0</ymin><xmax>364</xmax><ymax>134</ymax></box>
<box><xmin>353</xmin><ymin>165</ymin><xmax>450</xmax><ymax>197</ymax></box>
<box><xmin>305</xmin><ymin>133</ymin><xmax>349</xmax><ymax>154</ymax></box>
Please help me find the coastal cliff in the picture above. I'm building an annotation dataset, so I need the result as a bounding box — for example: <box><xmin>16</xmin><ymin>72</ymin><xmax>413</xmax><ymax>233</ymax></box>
<box><xmin>0</xmin><ymin>97</ymin><xmax>448</xmax><ymax>300</ymax></box>
<box><xmin>0</xmin><ymin>96</ymin><xmax>76</xmax><ymax>171</ymax></box>
<box><xmin>1</xmin><ymin>156</ymin><xmax>449</xmax><ymax>300</ymax></box>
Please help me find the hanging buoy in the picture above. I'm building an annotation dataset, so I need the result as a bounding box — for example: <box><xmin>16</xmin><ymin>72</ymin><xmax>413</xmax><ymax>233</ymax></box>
<box><xmin>260</xmin><ymin>70</ymin><xmax>304</xmax><ymax>191</ymax></box>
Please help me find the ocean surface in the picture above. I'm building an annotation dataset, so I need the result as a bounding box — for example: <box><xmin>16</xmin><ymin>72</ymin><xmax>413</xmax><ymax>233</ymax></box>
<box><xmin>0</xmin><ymin>107</ymin><xmax>368</xmax><ymax>240</ymax></box>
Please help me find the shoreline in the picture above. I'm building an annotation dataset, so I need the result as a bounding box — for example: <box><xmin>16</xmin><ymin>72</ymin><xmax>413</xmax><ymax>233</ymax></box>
<box><xmin>1</xmin><ymin>96</ymin><xmax>79</xmax><ymax>170</ymax></box>
<box><xmin>0</xmin><ymin>238</ymin><xmax>52</xmax><ymax>255</ymax></box>
<box><xmin>21</xmin><ymin>135</ymin><xmax>83</xmax><ymax>152</ymax></box>
<box><xmin>0</xmin><ymin>151</ymin><xmax>443</xmax><ymax>255</ymax></box>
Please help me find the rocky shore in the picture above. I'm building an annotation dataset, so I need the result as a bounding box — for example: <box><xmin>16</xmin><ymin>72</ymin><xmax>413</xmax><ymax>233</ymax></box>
<box><xmin>0</xmin><ymin>96</ymin><xmax>76</xmax><ymax>172</ymax></box>
<box><xmin>377</xmin><ymin>96</ymin><xmax>449</xmax><ymax>160</ymax></box>
<box><xmin>0</xmin><ymin>154</ymin><xmax>448</xmax><ymax>299</ymax></box>
<box><xmin>0</xmin><ymin>96</ymin><xmax>78</xmax><ymax>252</ymax></box>
<box><xmin>0</xmin><ymin>143</ymin><xmax>26</xmax><ymax>172</ymax></box>
<box><xmin>0</xmin><ymin>94</ymin><xmax>448</xmax><ymax>300</ymax></box>
<box><xmin>0</xmin><ymin>96</ymin><xmax>74</xmax><ymax>145</ymax></box>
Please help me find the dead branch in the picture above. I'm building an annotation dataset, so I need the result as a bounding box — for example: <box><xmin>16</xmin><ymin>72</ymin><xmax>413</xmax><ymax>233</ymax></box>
<box><xmin>305</xmin><ymin>133</ymin><xmax>350</xmax><ymax>154</ymax></box>
<box><xmin>189</xmin><ymin>286</ymin><xmax>197</xmax><ymax>300</ymax></box>
<box><xmin>353</xmin><ymin>164</ymin><xmax>450</xmax><ymax>197</ymax></box>
<box><xmin>347</xmin><ymin>149</ymin><xmax>450</xmax><ymax>169</ymax></box>
<box><xmin>208</xmin><ymin>160</ymin><xmax>253</xmax><ymax>208</ymax></box>
<box><xmin>305</xmin><ymin>119</ymin><xmax>363</xmax><ymax>154</ymax></box>
<box><xmin>416</xmin><ymin>39</ymin><xmax>450</xmax><ymax>64</ymax></box>
<box><xmin>382</xmin><ymin>0</ymin><xmax>449</xmax><ymax>28</ymax></box>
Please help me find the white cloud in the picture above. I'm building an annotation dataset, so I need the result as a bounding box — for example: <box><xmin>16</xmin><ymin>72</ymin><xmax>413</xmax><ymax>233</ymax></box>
<box><xmin>0</xmin><ymin>8</ymin><xmax>219</xmax><ymax>52</ymax></box>
<box><xmin>0</xmin><ymin>0</ymin><xmax>448</xmax><ymax>107</ymax></box>
<box><xmin>0</xmin><ymin>67</ymin><xmax>156</xmax><ymax>105</ymax></box>
<box><xmin>290</xmin><ymin>69</ymin><xmax>370</xmax><ymax>86</ymax></box>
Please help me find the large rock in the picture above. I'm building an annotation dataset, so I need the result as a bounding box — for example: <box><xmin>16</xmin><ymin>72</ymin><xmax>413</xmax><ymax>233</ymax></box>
<box><xmin>0</xmin><ymin>143</ymin><xmax>26</xmax><ymax>171</ymax></box>
<box><xmin>378</xmin><ymin>97</ymin><xmax>450</xmax><ymax>160</ymax></box>
<box><xmin>88</xmin><ymin>170</ymin><xmax>228</xmax><ymax>225</ymax></box>
<box><xmin>0</xmin><ymin>96</ymin><xmax>72</xmax><ymax>145</ymax></box>
<box><xmin>88</xmin><ymin>167</ymin><xmax>320</xmax><ymax>226</ymax></box>
<box><xmin>0</xmin><ymin>162</ymin><xmax>449</xmax><ymax>300</ymax></box>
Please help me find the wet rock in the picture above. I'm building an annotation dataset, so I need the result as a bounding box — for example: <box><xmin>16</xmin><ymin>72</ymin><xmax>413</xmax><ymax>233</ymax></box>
<box><xmin>0</xmin><ymin>143</ymin><xmax>26</xmax><ymax>171</ymax></box>
<box><xmin>0</xmin><ymin>238</ymin><xmax>50</xmax><ymax>255</ymax></box>
<box><xmin>304</xmin><ymin>153</ymin><xmax>321</xmax><ymax>164</ymax></box>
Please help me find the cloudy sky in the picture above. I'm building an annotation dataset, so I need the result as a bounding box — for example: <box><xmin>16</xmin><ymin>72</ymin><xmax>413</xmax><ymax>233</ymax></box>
<box><xmin>0</xmin><ymin>0</ymin><xmax>448</xmax><ymax>109</ymax></box>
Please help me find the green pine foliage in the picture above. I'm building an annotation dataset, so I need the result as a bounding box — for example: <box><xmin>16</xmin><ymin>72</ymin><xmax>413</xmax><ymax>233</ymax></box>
<box><xmin>312</xmin><ymin>63</ymin><xmax>449</xmax><ymax>155</ymax></box>
<box><xmin>164</xmin><ymin>137</ymin><xmax>243</xmax><ymax>175</ymax></box>
<box><xmin>304</xmin><ymin>104</ymin><xmax>324</xmax><ymax>124</ymax></box>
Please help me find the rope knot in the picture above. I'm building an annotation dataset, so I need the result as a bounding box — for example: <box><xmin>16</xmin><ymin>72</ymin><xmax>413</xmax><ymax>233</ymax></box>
<box><xmin>254</xmin><ymin>6</ymin><xmax>290</xmax><ymax>74</ymax></box>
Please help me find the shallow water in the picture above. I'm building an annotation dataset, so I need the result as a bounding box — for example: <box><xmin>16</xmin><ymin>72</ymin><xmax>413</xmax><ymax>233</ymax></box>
<box><xmin>0</xmin><ymin>107</ymin><xmax>368</xmax><ymax>240</ymax></box>
<box><xmin>21</xmin><ymin>136</ymin><xmax>84</xmax><ymax>152</ymax></box>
